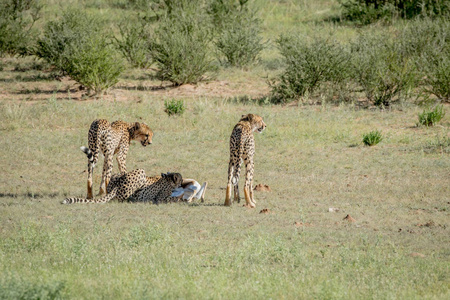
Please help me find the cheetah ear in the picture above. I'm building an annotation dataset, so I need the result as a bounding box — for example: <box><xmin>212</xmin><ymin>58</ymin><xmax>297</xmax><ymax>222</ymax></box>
<box><xmin>161</xmin><ymin>173</ymin><xmax>166</xmax><ymax>178</ymax></box>
<box><xmin>134</xmin><ymin>122</ymin><xmax>140</xmax><ymax>130</ymax></box>
<box><xmin>173</xmin><ymin>173</ymin><xmax>182</xmax><ymax>186</ymax></box>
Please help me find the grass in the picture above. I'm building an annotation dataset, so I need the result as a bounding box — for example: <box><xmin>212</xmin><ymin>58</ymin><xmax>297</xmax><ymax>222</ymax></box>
<box><xmin>1</xmin><ymin>96</ymin><xmax>449</xmax><ymax>299</ymax></box>
<box><xmin>0</xmin><ymin>0</ymin><xmax>449</xmax><ymax>299</ymax></box>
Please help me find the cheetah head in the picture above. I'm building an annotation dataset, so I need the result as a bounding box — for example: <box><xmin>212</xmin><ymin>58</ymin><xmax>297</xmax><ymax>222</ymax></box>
<box><xmin>241</xmin><ymin>114</ymin><xmax>266</xmax><ymax>133</ymax></box>
<box><xmin>162</xmin><ymin>172</ymin><xmax>183</xmax><ymax>188</ymax></box>
<box><xmin>133</xmin><ymin>122</ymin><xmax>153</xmax><ymax>147</ymax></box>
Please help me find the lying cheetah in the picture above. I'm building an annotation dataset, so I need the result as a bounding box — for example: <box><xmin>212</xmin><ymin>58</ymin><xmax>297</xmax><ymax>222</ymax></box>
<box><xmin>131</xmin><ymin>172</ymin><xmax>183</xmax><ymax>204</ymax></box>
<box><xmin>225</xmin><ymin>114</ymin><xmax>266</xmax><ymax>208</ymax></box>
<box><xmin>63</xmin><ymin>170</ymin><xmax>182</xmax><ymax>204</ymax></box>
<box><xmin>81</xmin><ymin>119</ymin><xmax>153</xmax><ymax>199</ymax></box>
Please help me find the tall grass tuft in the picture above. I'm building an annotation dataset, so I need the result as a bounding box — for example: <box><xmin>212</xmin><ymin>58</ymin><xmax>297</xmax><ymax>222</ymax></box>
<box><xmin>363</xmin><ymin>130</ymin><xmax>383</xmax><ymax>146</ymax></box>
<box><xmin>164</xmin><ymin>99</ymin><xmax>185</xmax><ymax>116</ymax></box>
<box><xmin>418</xmin><ymin>105</ymin><xmax>445</xmax><ymax>126</ymax></box>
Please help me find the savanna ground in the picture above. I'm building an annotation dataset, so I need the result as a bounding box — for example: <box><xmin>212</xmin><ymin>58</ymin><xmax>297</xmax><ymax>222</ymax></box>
<box><xmin>1</xmin><ymin>0</ymin><xmax>449</xmax><ymax>299</ymax></box>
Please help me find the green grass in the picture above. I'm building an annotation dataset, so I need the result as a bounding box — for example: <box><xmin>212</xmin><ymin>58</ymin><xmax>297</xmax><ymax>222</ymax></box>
<box><xmin>0</xmin><ymin>0</ymin><xmax>449</xmax><ymax>299</ymax></box>
<box><xmin>1</xmin><ymin>97</ymin><xmax>449</xmax><ymax>299</ymax></box>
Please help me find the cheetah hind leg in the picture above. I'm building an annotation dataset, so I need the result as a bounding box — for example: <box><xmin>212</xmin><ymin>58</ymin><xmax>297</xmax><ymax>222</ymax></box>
<box><xmin>244</xmin><ymin>186</ymin><xmax>255</xmax><ymax>208</ymax></box>
<box><xmin>225</xmin><ymin>184</ymin><xmax>232</xmax><ymax>206</ymax></box>
<box><xmin>233</xmin><ymin>185</ymin><xmax>240</xmax><ymax>203</ymax></box>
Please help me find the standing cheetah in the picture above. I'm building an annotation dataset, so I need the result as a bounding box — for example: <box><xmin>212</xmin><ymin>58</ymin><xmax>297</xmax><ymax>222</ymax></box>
<box><xmin>81</xmin><ymin>119</ymin><xmax>153</xmax><ymax>199</ymax></box>
<box><xmin>225</xmin><ymin>114</ymin><xmax>266</xmax><ymax>208</ymax></box>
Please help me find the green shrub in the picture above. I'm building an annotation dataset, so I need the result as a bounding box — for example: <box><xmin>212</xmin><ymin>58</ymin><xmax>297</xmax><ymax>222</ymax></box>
<box><xmin>214</xmin><ymin>12</ymin><xmax>264</xmax><ymax>67</ymax></box>
<box><xmin>418</xmin><ymin>105</ymin><xmax>445</xmax><ymax>126</ymax></box>
<box><xmin>114</xmin><ymin>20</ymin><xmax>153</xmax><ymax>68</ymax></box>
<box><xmin>362</xmin><ymin>130</ymin><xmax>383</xmax><ymax>146</ymax></box>
<box><xmin>340</xmin><ymin>0</ymin><xmax>450</xmax><ymax>24</ymax></box>
<box><xmin>269</xmin><ymin>34</ymin><xmax>350</xmax><ymax>104</ymax></box>
<box><xmin>210</xmin><ymin>0</ymin><xmax>265</xmax><ymax>67</ymax></box>
<box><xmin>339</xmin><ymin>0</ymin><xmax>395</xmax><ymax>25</ymax></box>
<box><xmin>0</xmin><ymin>0</ymin><xmax>42</xmax><ymax>56</ymax></box>
<box><xmin>0</xmin><ymin>277</ymin><xmax>65</xmax><ymax>300</ymax></box>
<box><xmin>36</xmin><ymin>9</ymin><xmax>124</xmax><ymax>94</ymax></box>
<box><xmin>164</xmin><ymin>99</ymin><xmax>185</xmax><ymax>116</ymax></box>
<box><xmin>151</xmin><ymin>3</ymin><xmax>216</xmax><ymax>85</ymax></box>
<box><xmin>419</xmin><ymin>47</ymin><xmax>450</xmax><ymax>101</ymax></box>
<box><xmin>350</xmin><ymin>32</ymin><xmax>417</xmax><ymax>107</ymax></box>
<box><xmin>397</xmin><ymin>18</ymin><xmax>450</xmax><ymax>101</ymax></box>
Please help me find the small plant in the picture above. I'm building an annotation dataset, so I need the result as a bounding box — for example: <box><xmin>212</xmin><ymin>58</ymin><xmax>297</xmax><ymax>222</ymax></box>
<box><xmin>418</xmin><ymin>105</ymin><xmax>445</xmax><ymax>126</ymax></box>
<box><xmin>164</xmin><ymin>99</ymin><xmax>185</xmax><ymax>116</ymax></box>
<box><xmin>363</xmin><ymin>130</ymin><xmax>383</xmax><ymax>146</ymax></box>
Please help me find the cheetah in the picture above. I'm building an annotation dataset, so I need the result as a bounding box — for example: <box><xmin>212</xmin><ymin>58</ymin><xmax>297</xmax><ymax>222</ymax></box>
<box><xmin>63</xmin><ymin>170</ymin><xmax>182</xmax><ymax>204</ymax></box>
<box><xmin>225</xmin><ymin>114</ymin><xmax>266</xmax><ymax>208</ymax></box>
<box><xmin>81</xmin><ymin>119</ymin><xmax>153</xmax><ymax>199</ymax></box>
<box><xmin>63</xmin><ymin>169</ymin><xmax>148</xmax><ymax>204</ymax></box>
<box><xmin>131</xmin><ymin>172</ymin><xmax>183</xmax><ymax>204</ymax></box>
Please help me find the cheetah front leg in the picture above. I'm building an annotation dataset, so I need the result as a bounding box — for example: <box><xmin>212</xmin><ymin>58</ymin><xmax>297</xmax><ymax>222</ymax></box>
<box><xmin>225</xmin><ymin>162</ymin><xmax>234</xmax><ymax>206</ymax></box>
<box><xmin>116</xmin><ymin>146</ymin><xmax>128</xmax><ymax>174</ymax></box>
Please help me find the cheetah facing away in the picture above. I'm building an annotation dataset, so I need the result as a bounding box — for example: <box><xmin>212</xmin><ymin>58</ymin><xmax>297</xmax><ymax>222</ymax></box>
<box><xmin>81</xmin><ymin>119</ymin><xmax>153</xmax><ymax>199</ymax></box>
<box><xmin>225</xmin><ymin>114</ymin><xmax>266</xmax><ymax>208</ymax></box>
<box><xmin>63</xmin><ymin>170</ymin><xmax>182</xmax><ymax>204</ymax></box>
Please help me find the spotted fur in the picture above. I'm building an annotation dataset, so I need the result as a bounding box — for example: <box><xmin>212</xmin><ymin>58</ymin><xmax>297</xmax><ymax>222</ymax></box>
<box><xmin>132</xmin><ymin>173</ymin><xmax>183</xmax><ymax>204</ymax></box>
<box><xmin>81</xmin><ymin>119</ymin><xmax>153</xmax><ymax>199</ymax></box>
<box><xmin>63</xmin><ymin>169</ymin><xmax>148</xmax><ymax>204</ymax></box>
<box><xmin>225</xmin><ymin>114</ymin><xmax>266</xmax><ymax>208</ymax></box>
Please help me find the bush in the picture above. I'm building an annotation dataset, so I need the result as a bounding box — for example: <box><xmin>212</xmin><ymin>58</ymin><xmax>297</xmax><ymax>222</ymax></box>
<box><xmin>114</xmin><ymin>20</ymin><xmax>153</xmax><ymax>69</ymax></box>
<box><xmin>339</xmin><ymin>0</ymin><xmax>395</xmax><ymax>25</ymax></box>
<box><xmin>269</xmin><ymin>34</ymin><xmax>351</xmax><ymax>104</ymax></box>
<box><xmin>418</xmin><ymin>105</ymin><xmax>445</xmax><ymax>126</ymax></box>
<box><xmin>36</xmin><ymin>9</ymin><xmax>124</xmax><ymax>94</ymax></box>
<box><xmin>210</xmin><ymin>0</ymin><xmax>265</xmax><ymax>67</ymax></box>
<box><xmin>340</xmin><ymin>0</ymin><xmax>450</xmax><ymax>24</ymax></box>
<box><xmin>400</xmin><ymin>18</ymin><xmax>450</xmax><ymax>101</ymax></box>
<box><xmin>151</xmin><ymin>3</ymin><xmax>216</xmax><ymax>85</ymax></box>
<box><xmin>0</xmin><ymin>277</ymin><xmax>65</xmax><ymax>300</ymax></box>
<box><xmin>362</xmin><ymin>130</ymin><xmax>383</xmax><ymax>146</ymax></box>
<box><xmin>350</xmin><ymin>32</ymin><xmax>417</xmax><ymax>107</ymax></box>
<box><xmin>164</xmin><ymin>99</ymin><xmax>185</xmax><ymax>116</ymax></box>
<box><xmin>0</xmin><ymin>0</ymin><xmax>42</xmax><ymax>56</ymax></box>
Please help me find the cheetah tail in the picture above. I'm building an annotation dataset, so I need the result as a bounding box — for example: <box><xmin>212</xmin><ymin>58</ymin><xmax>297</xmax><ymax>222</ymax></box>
<box><xmin>80</xmin><ymin>146</ymin><xmax>94</xmax><ymax>163</ymax></box>
<box><xmin>62</xmin><ymin>190</ymin><xmax>116</xmax><ymax>204</ymax></box>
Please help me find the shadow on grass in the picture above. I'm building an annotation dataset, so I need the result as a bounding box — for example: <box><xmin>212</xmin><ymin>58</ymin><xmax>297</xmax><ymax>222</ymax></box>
<box><xmin>0</xmin><ymin>73</ymin><xmax>57</xmax><ymax>83</ymax></box>
<box><xmin>0</xmin><ymin>192</ymin><xmax>61</xmax><ymax>199</ymax></box>
<box><xmin>115</xmin><ymin>83</ymin><xmax>174</xmax><ymax>92</ymax></box>
<box><xmin>225</xmin><ymin>95</ymin><xmax>272</xmax><ymax>106</ymax></box>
